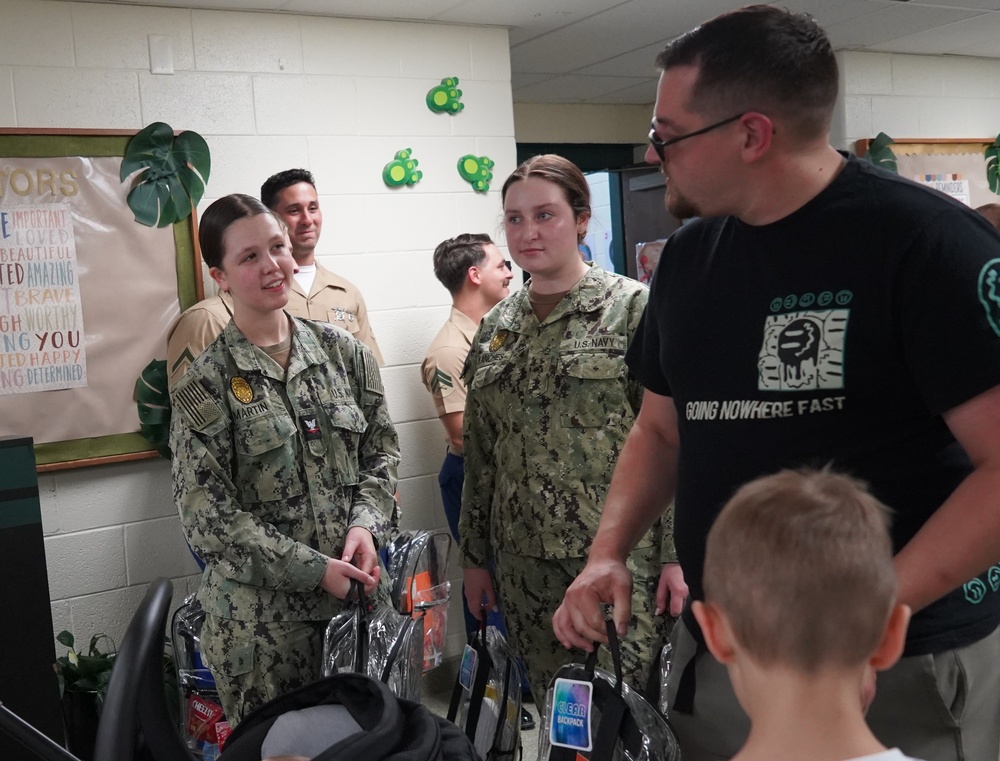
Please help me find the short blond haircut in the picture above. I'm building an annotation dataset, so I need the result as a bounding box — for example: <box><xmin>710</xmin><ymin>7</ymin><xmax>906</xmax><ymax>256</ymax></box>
<box><xmin>703</xmin><ymin>468</ymin><xmax>896</xmax><ymax>672</ymax></box>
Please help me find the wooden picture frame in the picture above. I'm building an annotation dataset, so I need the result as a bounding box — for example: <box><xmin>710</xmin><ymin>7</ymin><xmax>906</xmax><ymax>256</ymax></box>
<box><xmin>0</xmin><ymin>128</ymin><xmax>202</xmax><ymax>472</ymax></box>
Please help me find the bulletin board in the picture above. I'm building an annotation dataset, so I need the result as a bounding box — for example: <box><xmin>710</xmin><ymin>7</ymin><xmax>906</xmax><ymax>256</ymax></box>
<box><xmin>855</xmin><ymin>137</ymin><xmax>999</xmax><ymax>208</ymax></box>
<box><xmin>0</xmin><ymin>129</ymin><xmax>201</xmax><ymax>472</ymax></box>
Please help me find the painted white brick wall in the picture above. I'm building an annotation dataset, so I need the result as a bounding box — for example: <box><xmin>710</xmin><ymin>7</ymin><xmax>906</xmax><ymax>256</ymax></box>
<box><xmin>837</xmin><ymin>50</ymin><xmax>1000</xmax><ymax>149</ymax></box>
<box><xmin>1</xmin><ymin>0</ymin><xmax>513</xmax><ymax>663</ymax></box>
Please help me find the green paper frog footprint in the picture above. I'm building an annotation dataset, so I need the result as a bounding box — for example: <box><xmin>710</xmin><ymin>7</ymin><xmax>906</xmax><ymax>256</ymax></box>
<box><xmin>426</xmin><ymin>77</ymin><xmax>464</xmax><ymax>114</ymax></box>
<box><xmin>457</xmin><ymin>154</ymin><xmax>495</xmax><ymax>192</ymax></box>
<box><xmin>383</xmin><ymin>149</ymin><xmax>423</xmax><ymax>187</ymax></box>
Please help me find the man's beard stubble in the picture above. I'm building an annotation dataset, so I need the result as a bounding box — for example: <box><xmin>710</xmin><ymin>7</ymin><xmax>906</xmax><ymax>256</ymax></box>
<box><xmin>665</xmin><ymin>180</ymin><xmax>700</xmax><ymax>221</ymax></box>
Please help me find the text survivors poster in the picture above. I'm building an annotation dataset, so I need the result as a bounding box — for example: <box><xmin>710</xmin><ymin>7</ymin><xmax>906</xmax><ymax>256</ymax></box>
<box><xmin>0</xmin><ymin>203</ymin><xmax>87</xmax><ymax>394</ymax></box>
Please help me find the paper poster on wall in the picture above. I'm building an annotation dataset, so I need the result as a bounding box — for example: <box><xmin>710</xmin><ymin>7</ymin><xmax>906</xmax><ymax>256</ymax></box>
<box><xmin>0</xmin><ymin>202</ymin><xmax>88</xmax><ymax>394</ymax></box>
<box><xmin>0</xmin><ymin>148</ymin><xmax>187</xmax><ymax>457</ymax></box>
<box><xmin>895</xmin><ymin>151</ymin><xmax>994</xmax><ymax>208</ymax></box>
<box><xmin>915</xmin><ymin>176</ymin><xmax>971</xmax><ymax>206</ymax></box>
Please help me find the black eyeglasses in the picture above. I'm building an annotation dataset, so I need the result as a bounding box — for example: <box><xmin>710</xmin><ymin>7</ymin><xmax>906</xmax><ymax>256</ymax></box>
<box><xmin>648</xmin><ymin>113</ymin><xmax>744</xmax><ymax>161</ymax></box>
<box><xmin>505</xmin><ymin>260</ymin><xmax>512</xmax><ymax>270</ymax></box>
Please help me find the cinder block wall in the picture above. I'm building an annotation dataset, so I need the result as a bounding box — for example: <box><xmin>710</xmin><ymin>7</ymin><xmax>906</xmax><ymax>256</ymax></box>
<box><xmin>0</xmin><ymin>0</ymin><xmax>515</xmax><ymax>661</ymax></box>
<box><xmin>834</xmin><ymin>50</ymin><xmax>1000</xmax><ymax>149</ymax></box>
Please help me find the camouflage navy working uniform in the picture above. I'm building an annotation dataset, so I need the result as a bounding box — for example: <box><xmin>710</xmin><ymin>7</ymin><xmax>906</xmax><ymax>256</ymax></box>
<box><xmin>459</xmin><ymin>265</ymin><xmax>675</xmax><ymax>701</ymax></box>
<box><xmin>170</xmin><ymin>316</ymin><xmax>399</xmax><ymax>725</ymax></box>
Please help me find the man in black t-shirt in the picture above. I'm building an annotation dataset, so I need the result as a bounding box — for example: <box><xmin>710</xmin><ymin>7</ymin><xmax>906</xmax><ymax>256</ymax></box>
<box><xmin>553</xmin><ymin>6</ymin><xmax>1000</xmax><ymax>761</ymax></box>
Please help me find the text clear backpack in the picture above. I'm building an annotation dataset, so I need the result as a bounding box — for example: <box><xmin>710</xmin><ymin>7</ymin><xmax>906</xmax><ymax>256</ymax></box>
<box><xmin>539</xmin><ymin>621</ymin><xmax>680</xmax><ymax>761</ymax></box>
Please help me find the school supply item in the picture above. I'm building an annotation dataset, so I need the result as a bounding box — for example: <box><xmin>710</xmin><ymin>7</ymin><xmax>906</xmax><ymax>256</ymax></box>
<box><xmin>446</xmin><ymin>617</ymin><xmax>521</xmax><ymax>760</ymax></box>
<box><xmin>539</xmin><ymin>620</ymin><xmax>680</xmax><ymax>761</ymax></box>
<box><xmin>384</xmin><ymin>529</ymin><xmax>453</xmax><ymax>671</ymax></box>
<box><xmin>322</xmin><ymin>580</ymin><xmax>424</xmax><ymax>701</ymax></box>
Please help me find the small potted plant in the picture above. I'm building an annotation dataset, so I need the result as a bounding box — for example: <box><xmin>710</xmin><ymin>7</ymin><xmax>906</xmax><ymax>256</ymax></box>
<box><xmin>54</xmin><ymin>630</ymin><xmax>116</xmax><ymax>761</ymax></box>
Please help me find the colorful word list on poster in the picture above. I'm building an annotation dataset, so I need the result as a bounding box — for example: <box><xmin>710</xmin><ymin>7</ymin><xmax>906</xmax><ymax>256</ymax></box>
<box><xmin>0</xmin><ymin>203</ymin><xmax>87</xmax><ymax>394</ymax></box>
<box><xmin>916</xmin><ymin>173</ymin><xmax>970</xmax><ymax>206</ymax></box>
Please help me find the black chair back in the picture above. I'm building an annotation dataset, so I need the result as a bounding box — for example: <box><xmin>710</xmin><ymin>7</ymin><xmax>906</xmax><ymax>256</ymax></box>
<box><xmin>95</xmin><ymin>577</ymin><xmax>195</xmax><ymax>761</ymax></box>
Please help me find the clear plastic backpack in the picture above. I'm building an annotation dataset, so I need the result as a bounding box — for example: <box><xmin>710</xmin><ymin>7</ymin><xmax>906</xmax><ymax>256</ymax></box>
<box><xmin>384</xmin><ymin>529</ymin><xmax>453</xmax><ymax>671</ymax></box>
<box><xmin>446</xmin><ymin>620</ymin><xmax>522</xmax><ymax>761</ymax></box>
<box><xmin>322</xmin><ymin>580</ymin><xmax>424</xmax><ymax>701</ymax></box>
<box><xmin>171</xmin><ymin>595</ymin><xmax>231</xmax><ymax>760</ymax></box>
<box><xmin>539</xmin><ymin>621</ymin><xmax>680</xmax><ymax>761</ymax></box>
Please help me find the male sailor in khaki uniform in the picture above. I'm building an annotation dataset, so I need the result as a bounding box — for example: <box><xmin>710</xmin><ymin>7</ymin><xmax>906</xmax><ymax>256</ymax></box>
<box><xmin>166</xmin><ymin>168</ymin><xmax>383</xmax><ymax>386</ymax></box>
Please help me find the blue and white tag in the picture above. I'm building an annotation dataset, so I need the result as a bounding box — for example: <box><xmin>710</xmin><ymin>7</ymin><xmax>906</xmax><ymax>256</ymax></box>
<box><xmin>549</xmin><ymin>677</ymin><xmax>593</xmax><ymax>752</ymax></box>
<box><xmin>459</xmin><ymin>644</ymin><xmax>478</xmax><ymax>690</ymax></box>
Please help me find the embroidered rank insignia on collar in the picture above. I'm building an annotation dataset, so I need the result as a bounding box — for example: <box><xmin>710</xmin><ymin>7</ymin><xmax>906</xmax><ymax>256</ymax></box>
<box><xmin>230</xmin><ymin>377</ymin><xmax>253</xmax><ymax>404</ymax></box>
<box><xmin>489</xmin><ymin>330</ymin><xmax>508</xmax><ymax>352</ymax></box>
<box><xmin>299</xmin><ymin>414</ymin><xmax>322</xmax><ymax>441</ymax></box>
<box><xmin>174</xmin><ymin>378</ymin><xmax>222</xmax><ymax>429</ymax></box>
<box><xmin>360</xmin><ymin>348</ymin><xmax>383</xmax><ymax>395</ymax></box>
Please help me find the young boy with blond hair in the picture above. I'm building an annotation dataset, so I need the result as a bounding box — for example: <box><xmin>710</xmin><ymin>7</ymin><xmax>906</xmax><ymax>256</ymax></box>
<box><xmin>692</xmin><ymin>468</ymin><xmax>917</xmax><ymax>761</ymax></box>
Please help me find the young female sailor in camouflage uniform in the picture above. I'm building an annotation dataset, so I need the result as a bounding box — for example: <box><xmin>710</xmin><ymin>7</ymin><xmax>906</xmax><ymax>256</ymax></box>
<box><xmin>459</xmin><ymin>155</ymin><xmax>675</xmax><ymax>700</ymax></box>
<box><xmin>170</xmin><ymin>194</ymin><xmax>399</xmax><ymax>726</ymax></box>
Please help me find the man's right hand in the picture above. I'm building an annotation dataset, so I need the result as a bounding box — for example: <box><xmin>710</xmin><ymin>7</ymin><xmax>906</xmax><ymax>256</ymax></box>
<box><xmin>553</xmin><ymin>556</ymin><xmax>634</xmax><ymax>651</ymax></box>
<box><xmin>463</xmin><ymin>567</ymin><xmax>498</xmax><ymax>619</ymax></box>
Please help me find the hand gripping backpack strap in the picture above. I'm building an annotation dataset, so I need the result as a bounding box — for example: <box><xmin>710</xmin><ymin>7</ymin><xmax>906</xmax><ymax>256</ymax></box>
<box><xmin>549</xmin><ymin>620</ymin><xmax>628</xmax><ymax>761</ymax></box>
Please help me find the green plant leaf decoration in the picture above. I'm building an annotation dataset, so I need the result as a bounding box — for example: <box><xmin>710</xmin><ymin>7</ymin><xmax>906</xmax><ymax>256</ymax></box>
<box><xmin>863</xmin><ymin>132</ymin><xmax>897</xmax><ymax>174</ymax></box>
<box><xmin>426</xmin><ymin>77</ymin><xmax>464</xmax><ymax>114</ymax></box>
<box><xmin>457</xmin><ymin>154</ymin><xmax>494</xmax><ymax>192</ymax></box>
<box><xmin>55</xmin><ymin>629</ymin><xmax>117</xmax><ymax>704</ymax></box>
<box><xmin>134</xmin><ymin>358</ymin><xmax>171</xmax><ymax>459</ymax></box>
<box><xmin>986</xmin><ymin>134</ymin><xmax>1000</xmax><ymax>195</ymax></box>
<box><xmin>120</xmin><ymin>122</ymin><xmax>211</xmax><ymax>228</ymax></box>
<box><xmin>382</xmin><ymin>149</ymin><xmax>423</xmax><ymax>188</ymax></box>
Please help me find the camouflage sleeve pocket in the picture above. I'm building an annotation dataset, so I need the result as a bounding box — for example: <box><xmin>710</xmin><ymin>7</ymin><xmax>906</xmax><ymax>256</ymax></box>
<box><xmin>469</xmin><ymin>361</ymin><xmax>505</xmax><ymax>390</ymax></box>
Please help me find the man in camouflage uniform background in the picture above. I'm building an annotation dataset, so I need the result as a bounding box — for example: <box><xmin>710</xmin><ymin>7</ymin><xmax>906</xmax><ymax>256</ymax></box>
<box><xmin>171</xmin><ymin>195</ymin><xmax>399</xmax><ymax>725</ymax></box>
<box><xmin>459</xmin><ymin>154</ymin><xmax>676</xmax><ymax>701</ymax></box>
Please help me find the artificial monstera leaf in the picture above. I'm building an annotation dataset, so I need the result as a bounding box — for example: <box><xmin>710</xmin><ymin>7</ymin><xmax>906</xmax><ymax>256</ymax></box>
<box><xmin>864</xmin><ymin>132</ymin><xmax>897</xmax><ymax>174</ymax></box>
<box><xmin>120</xmin><ymin>122</ymin><xmax>211</xmax><ymax>228</ymax></box>
<box><xmin>986</xmin><ymin>134</ymin><xmax>1000</xmax><ymax>195</ymax></box>
<box><xmin>134</xmin><ymin>358</ymin><xmax>171</xmax><ymax>459</ymax></box>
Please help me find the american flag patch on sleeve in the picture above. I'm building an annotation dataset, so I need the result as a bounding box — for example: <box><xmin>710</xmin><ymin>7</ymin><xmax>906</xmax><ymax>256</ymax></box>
<box><xmin>360</xmin><ymin>348</ymin><xmax>384</xmax><ymax>396</ymax></box>
<box><xmin>174</xmin><ymin>378</ymin><xmax>223</xmax><ymax>429</ymax></box>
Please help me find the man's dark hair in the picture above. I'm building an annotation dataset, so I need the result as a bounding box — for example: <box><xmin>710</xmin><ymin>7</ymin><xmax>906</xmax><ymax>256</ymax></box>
<box><xmin>433</xmin><ymin>233</ymin><xmax>493</xmax><ymax>295</ymax></box>
<box><xmin>199</xmin><ymin>194</ymin><xmax>273</xmax><ymax>269</ymax></box>
<box><xmin>260</xmin><ymin>168</ymin><xmax>317</xmax><ymax>210</ymax></box>
<box><xmin>655</xmin><ymin>5</ymin><xmax>838</xmax><ymax>141</ymax></box>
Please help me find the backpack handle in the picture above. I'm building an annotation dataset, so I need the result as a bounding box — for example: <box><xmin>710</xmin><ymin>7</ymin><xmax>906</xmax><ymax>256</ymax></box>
<box><xmin>551</xmin><ymin>619</ymin><xmax>628</xmax><ymax>761</ymax></box>
<box><xmin>446</xmin><ymin>608</ymin><xmax>494</xmax><ymax>744</ymax></box>
<box><xmin>583</xmin><ymin>618</ymin><xmax>624</xmax><ymax>692</ymax></box>
<box><xmin>350</xmin><ymin>578</ymin><xmax>370</xmax><ymax>673</ymax></box>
